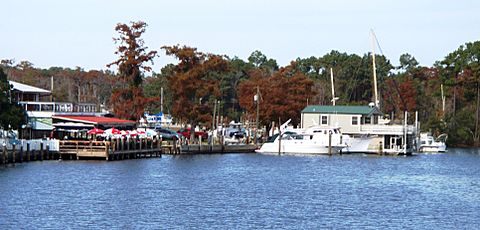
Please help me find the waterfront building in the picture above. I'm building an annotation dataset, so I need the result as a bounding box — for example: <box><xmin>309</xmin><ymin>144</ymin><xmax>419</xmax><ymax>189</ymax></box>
<box><xmin>300</xmin><ymin>105</ymin><xmax>417</xmax><ymax>154</ymax></box>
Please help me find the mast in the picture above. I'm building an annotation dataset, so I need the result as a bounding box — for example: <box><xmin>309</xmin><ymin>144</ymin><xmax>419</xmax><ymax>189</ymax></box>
<box><xmin>371</xmin><ymin>29</ymin><xmax>379</xmax><ymax>109</ymax></box>
<box><xmin>330</xmin><ymin>68</ymin><xmax>336</xmax><ymax>106</ymax></box>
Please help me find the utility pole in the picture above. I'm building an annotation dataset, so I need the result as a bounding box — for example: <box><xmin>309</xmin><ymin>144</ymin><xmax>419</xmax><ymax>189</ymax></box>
<box><xmin>50</xmin><ymin>76</ymin><xmax>54</xmax><ymax>102</ymax></box>
<box><xmin>212</xmin><ymin>100</ymin><xmax>217</xmax><ymax>130</ymax></box>
<box><xmin>160</xmin><ymin>87</ymin><xmax>164</xmax><ymax>113</ymax></box>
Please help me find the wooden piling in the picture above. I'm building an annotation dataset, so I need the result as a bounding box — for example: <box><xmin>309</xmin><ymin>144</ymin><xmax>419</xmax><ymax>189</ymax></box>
<box><xmin>2</xmin><ymin>145</ymin><xmax>6</xmax><ymax>166</ymax></box>
<box><xmin>46</xmin><ymin>144</ymin><xmax>50</xmax><ymax>160</ymax></box>
<box><xmin>26</xmin><ymin>143</ymin><xmax>30</xmax><ymax>162</ymax></box>
<box><xmin>328</xmin><ymin>132</ymin><xmax>332</xmax><ymax>156</ymax></box>
<box><xmin>12</xmin><ymin>145</ymin><xmax>16</xmax><ymax>165</ymax></box>
<box><xmin>40</xmin><ymin>143</ymin><xmax>44</xmax><ymax>161</ymax></box>
<box><xmin>19</xmin><ymin>145</ymin><xmax>23</xmax><ymax>163</ymax></box>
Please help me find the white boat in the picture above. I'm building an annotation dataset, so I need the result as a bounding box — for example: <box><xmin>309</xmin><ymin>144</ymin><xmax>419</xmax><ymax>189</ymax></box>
<box><xmin>255</xmin><ymin>127</ymin><xmax>346</xmax><ymax>155</ymax></box>
<box><xmin>418</xmin><ymin>133</ymin><xmax>447</xmax><ymax>153</ymax></box>
<box><xmin>223</xmin><ymin>121</ymin><xmax>247</xmax><ymax>145</ymax></box>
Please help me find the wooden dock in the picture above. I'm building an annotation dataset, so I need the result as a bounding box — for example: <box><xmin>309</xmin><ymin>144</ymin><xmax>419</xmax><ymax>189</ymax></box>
<box><xmin>2</xmin><ymin>138</ymin><xmax>257</xmax><ymax>166</ymax></box>
<box><xmin>59</xmin><ymin>138</ymin><xmax>163</xmax><ymax>160</ymax></box>
<box><xmin>179</xmin><ymin>144</ymin><xmax>257</xmax><ymax>154</ymax></box>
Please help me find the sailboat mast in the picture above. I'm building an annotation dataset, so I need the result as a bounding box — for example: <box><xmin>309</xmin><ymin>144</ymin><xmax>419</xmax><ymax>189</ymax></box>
<box><xmin>371</xmin><ymin>29</ymin><xmax>379</xmax><ymax>109</ymax></box>
<box><xmin>330</xmin><ymin>68</ymin><xmax>335</xmax><ymax>106</ymax></box>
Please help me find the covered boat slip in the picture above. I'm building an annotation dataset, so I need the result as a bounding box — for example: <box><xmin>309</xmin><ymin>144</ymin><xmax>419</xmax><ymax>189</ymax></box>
<box><xmin>342</xmin><ymin>134</ymin><xmax>414</xmax><ymax>155</ymax></box>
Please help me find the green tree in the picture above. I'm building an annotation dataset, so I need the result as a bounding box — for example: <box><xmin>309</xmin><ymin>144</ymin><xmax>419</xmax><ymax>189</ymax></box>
<box><xmin>0</xmin><ymin>68</ymin><xmax>26</xmax><ymax>130</ymax></box>
<box><xmin>398</xmin><ymin>53</ymin><xmax>419</xmax><ymax>72</ymax></box>
<box><xmin>437</xmin><ymin>41</ymin><xmax>480</xmax><ymax>146</ymax></box>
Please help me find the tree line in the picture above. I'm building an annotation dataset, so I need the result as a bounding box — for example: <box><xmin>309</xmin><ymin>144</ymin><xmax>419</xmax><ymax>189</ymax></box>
<box><xmin>1</xmin><ymin>21</ymin><xmax>479</xmax><ymax>146</ymax></box>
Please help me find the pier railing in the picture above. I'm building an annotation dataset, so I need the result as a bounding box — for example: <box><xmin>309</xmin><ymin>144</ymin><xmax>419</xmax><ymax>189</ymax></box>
<box><xmin>358</xmin><ymin>124</ymin><xmax>416</xmax><ymax>135</ymax></box>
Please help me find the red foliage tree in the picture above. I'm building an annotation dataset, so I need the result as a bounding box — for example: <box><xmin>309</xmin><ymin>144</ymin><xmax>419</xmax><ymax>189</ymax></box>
<box><xmin>162</xmin><ymin>45</ymin><xmax>229</xmax><ymax>133</ymax></box>
<box><xmin>107</xmin><ymin>21</ymin><xmax>157</xmax><ymax>120</ymax></box>
<box><xmin>238</xmin><ymin>62</ymin><xmax>315</xmax><ymax>127</ymax></box>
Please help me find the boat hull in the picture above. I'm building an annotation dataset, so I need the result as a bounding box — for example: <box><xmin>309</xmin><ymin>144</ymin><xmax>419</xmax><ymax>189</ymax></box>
<box><xmin>255</xmin><ymin>141</ymin><xmax>344</xmax><ymax>155</ymax></box>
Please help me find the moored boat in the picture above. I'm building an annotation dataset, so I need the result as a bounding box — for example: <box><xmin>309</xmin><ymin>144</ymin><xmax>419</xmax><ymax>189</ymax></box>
<box><xmin>418</xmin><ymin>133</ymin><xmax>447</xmax><ymax>153</ymax></box>
<box><xmin>255</xmin><ymin>127</ymin><xmax>346</xmax><ymax>155</ymax></box>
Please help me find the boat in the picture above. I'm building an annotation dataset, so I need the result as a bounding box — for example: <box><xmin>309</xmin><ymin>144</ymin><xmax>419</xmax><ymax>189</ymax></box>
<box><xmin>223</xmin><ymin>121</ymin><xmax>247</xmax><ymax>145</ymax></box>
<box><xmin>418</xmin><ymin>133</ymin><xmax>447</xmax><ymax>153</ymax></box>
<box><xmin>255</xmin><ymin>126</ymin><xmax>346</xmax><ymax>155</ymax></box>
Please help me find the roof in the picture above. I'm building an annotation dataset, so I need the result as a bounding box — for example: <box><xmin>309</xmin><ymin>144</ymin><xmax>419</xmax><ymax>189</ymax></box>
<box><xmin>8</xmin><ymin>80</ymin><xmax>51</xmax><ymax>95</ymax></box>
<box><xmin>301</xmin><ymin>105</ymin><xmax>383</xmax><ymax>116</ymax></box>
<box><xmin>52</xmin><ymin>116</ymin><xmax>136</xmax><ymax>125</ymax></box>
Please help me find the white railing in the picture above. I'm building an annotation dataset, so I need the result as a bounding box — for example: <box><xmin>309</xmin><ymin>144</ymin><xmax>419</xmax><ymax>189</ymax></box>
<box><xmin>18</xmin><ymin>101</ymin><xmax>97</xmax><ymax>113</ymax></box>
<box><xmin>1</xmin><ymin>138</ymin><xmax>60</xmax><ymax>152</ymax></box>
<box><xmin>359</xmin><ymin>124</ymin><xmax>417</xmax><ymax>134</ymax></box>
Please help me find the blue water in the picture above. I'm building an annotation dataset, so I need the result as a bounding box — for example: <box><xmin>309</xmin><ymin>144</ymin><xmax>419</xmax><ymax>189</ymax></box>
<box><xmin>1</xmin><ymin>149</ymin><xmax>479</xmax><ymax>229</ymax></box>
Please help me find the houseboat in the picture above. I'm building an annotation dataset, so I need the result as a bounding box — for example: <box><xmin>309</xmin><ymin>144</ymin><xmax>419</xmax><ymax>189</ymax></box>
<box><xmin>300</xmin><ymin>105</ymin><xmax>417</xmax><ymax>155</ymax></box>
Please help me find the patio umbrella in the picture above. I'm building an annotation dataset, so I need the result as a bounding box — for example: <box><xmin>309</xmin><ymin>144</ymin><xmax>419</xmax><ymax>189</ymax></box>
<box><xmin>105</xmin><ymin>127</ymin><xmax>121</xmax><ymax>135</ymax></box>
<box><xmin>87</xmin><ymin>127</ymin><xmax>104</xmax><ymax>135</ymax></box>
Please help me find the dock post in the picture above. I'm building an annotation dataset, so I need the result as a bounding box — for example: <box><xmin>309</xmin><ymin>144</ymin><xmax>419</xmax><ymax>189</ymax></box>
<box><xmin>120</xmin><ymin>138</ymin><xmax>124</xmax><ymax>160</ymax></box>
<box><xmin>199</xmin><ymin>135</ymin><xmax>202</xmax><ymax>152</ymax></box>
<box><xmin>133</xmin><ymin>137</ymin><xmax>138</xmax><ymax>159</ymax></box>
<box><xmin>12</xmin><ymin>144</ymin><xmax>16</xmax><ymax>165</ymax></box>
<box><xmin>173</xmin><ymin>138</ymin><xmax>177</xmax><ymax>155</ymax></box>
<box><xmin>139</xmin><ymin>138</ymin><xmax>143</xmax><ymax>158</ymax></box>
<box><xmin>105</xmin><ymin>142</ymin><xmax>110</xmax><ymax>161</ymax></box>
<box><xmin>278</xmin><ymin>133</ymin><xmax>281</xmax><ymax>156</ymax></box>
<box><xmin>2</xmin><ymin>144</ymin><xmax>6</xmax><ymax>166</ymax></box>
<box><xmin>378</xmin><ymin>141</ymin><xmax>383</xmax><ymax>155</ymax></box>
<box><xmin>40</xmin><ymin>142</ymin><xmax>44</xmax><ymax>161</ymax></box>
<box><xmin>328</xmin><ymin>132</ymin><xmax>332</xmax><ymax>156</ymax></box>
<box><xmin>46</xmin><ymin>144</ymin><xmax>50</xmax><ymax>160</ymax></box>
<box><xmin>26</xmin><ymin>143</ymin><xmax>30</xmax><ymax>162</ymax></box>
<box><xmin>19</xmin><ymin>145</ymin><xmax>23</xmax><ymax>163</ymax></box>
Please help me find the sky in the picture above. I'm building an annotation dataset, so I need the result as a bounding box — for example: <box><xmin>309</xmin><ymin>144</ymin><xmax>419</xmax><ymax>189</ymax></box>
<box><xmin>2</xmin><ymin>0</ymin><xmax>479</xmax><ymax>73</ymax></box>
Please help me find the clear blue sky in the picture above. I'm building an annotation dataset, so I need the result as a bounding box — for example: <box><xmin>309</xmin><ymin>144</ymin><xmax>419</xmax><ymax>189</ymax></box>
<box><xmin>2</xmin><ymin>0</ymin><xmax>479</xmax><ymax>72</ymax></box>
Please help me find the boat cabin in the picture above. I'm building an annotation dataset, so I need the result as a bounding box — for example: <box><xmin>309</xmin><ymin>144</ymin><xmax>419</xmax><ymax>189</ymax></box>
<box><xmin>301</xmin><ymin>105</ymin><xmax>383</xmax><ymax>134</ymax></box>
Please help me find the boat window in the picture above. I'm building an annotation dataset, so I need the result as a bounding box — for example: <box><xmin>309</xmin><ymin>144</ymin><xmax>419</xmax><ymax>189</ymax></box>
<box><xmin>321</xmin><ymin>115</ymin><xmax>328</xmax><ymax>125</ymax></box>
<box><xmin>352</xmin><ymin>116</ymin><xmax>358</xmax><ymax>125</ymax></box>
<box><xmin>266</xmin><ymin>134</ymin><xmax>279</xmax><ymax>143</ymax></box>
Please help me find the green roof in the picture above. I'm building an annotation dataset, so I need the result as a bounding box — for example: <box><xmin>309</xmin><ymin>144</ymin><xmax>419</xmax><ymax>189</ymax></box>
<box><xmin>301</xmin><ymin>105</ymin><xmax>383</xmax><ymax>116</ymax></box>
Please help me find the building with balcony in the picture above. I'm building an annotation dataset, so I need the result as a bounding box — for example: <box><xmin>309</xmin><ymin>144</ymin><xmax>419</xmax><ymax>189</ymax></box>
<box><xmin>9</xmin><ymin>80</ymin><xmax>133</xmax><ymax>139</ymax></box>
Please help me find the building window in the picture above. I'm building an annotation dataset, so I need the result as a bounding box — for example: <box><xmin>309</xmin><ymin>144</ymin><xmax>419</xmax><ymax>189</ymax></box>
<box><xmin>365</xmin><ymin>116</ymin><xmax>371</xmax><ymax>124</ymax></box>
<box><xmin>321</xmin><ymin>115</ymin><xmax>328</xmax><ymax>125</ymax></box>
<box><xmin>352</xmin><ymin>116</ymin><xmax>358</xmax><ymax>125</ymax></box>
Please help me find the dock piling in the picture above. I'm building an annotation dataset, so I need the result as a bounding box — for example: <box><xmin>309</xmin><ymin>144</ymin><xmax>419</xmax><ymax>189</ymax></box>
<box><xmin>26</xmin><ymin>143</ymin><xmax>30</xmax><ymax>162</ymax></box>
<box><xmin>19</xmin><ymin>145</ymin><xmax>23</xmax><ymax>163</ymax></box>
<box><xmin>40</xmin><ymin>142</ymin><xmax>44</xmax><ymax>161</ymax></box>
<box><xmin>2</xmin><ymin>144</ymin><xmax>6</xmax><ymax>166</ymax></box>
<box><xmin>12</xmin><ymin>144</ymin><xmax>16</xmax><ymax>165</ymax></box>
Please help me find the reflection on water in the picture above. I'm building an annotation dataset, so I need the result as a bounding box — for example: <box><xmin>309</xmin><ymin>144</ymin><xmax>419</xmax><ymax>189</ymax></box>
<box><xmin>1</xmin><ymin>149</ymin><xmax>479</xmax><ymax>229</ymax></box>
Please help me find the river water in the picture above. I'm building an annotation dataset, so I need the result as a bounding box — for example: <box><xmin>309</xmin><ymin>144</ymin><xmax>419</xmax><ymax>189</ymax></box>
<box><xmin>1</xmin><ymin>148</ymin><xmax>479</xmax><ymax>229</ymax></box>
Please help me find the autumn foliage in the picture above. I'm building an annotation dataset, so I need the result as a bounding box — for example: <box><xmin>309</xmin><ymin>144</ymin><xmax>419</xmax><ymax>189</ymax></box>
<box><xmin>238</xmin><ymin>62</ymin><xmax>315</xmax><ymax>127</ymax></box>
<box><xmin>162</xmin><ymin>45</ymin><xmax>229</xmax><ymax>128</ymax></box>
<box><xmin>107</xmin><ymin>21</ymin><xmax>157</xmax><ymax>120</ymax></box>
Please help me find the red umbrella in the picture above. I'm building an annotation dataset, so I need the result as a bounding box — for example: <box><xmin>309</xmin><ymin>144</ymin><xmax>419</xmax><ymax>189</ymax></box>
<box><xmin>105</xmin><ymin>127</ymin><xmax>121</xmax><ymax>135</ymax></box>
<box><xmin>87</xmin><ymin>127</ymin><xmax>104</xmax><ymax>135</ymax></box>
